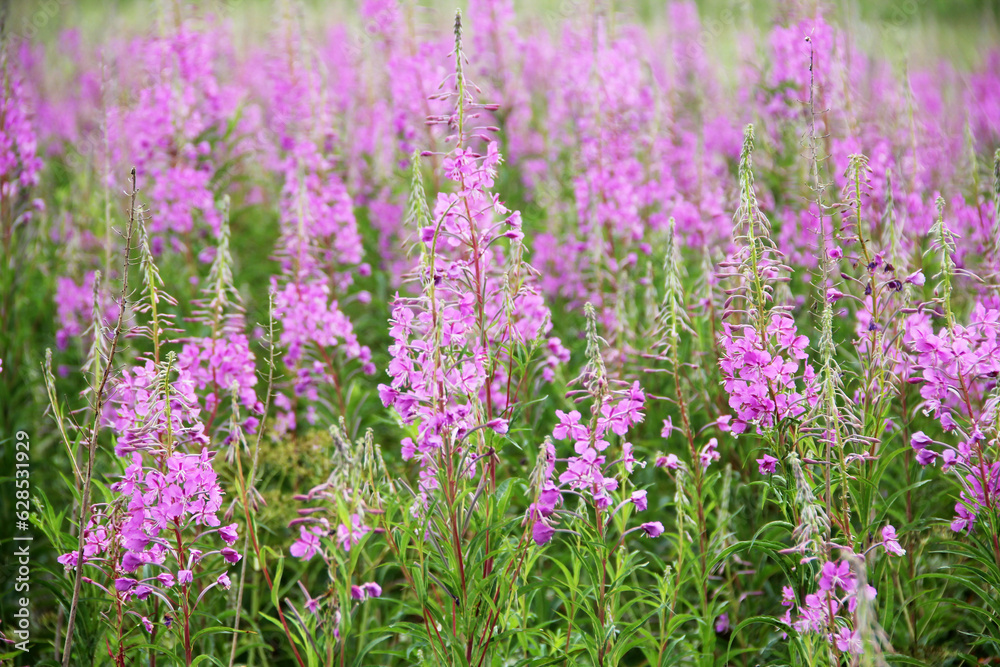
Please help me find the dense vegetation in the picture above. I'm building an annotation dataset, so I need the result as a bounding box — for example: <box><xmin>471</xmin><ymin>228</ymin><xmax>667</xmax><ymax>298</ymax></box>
<box><xmin>3</xmin><ymin>1</ymin><xmax>1000</xmax><ymax>665</ymax></box>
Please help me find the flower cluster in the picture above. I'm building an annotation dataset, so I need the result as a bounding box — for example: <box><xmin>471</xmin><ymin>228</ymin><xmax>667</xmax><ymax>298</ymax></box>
<box><xmin>59</xmin><ymin>360</ymin><xmax>239</xmax><ymax>636</ymax></box>
<box><xmin>781</xmin><ymin>560</ymin><xmax>873</xmax><ymax>655</ymax></box>
<box><xmin>549</xmin><ymin>382</ymin><xmax>646</xmax><ymax>504</ymax></box>
<box><xmin>257</xmin><ymin>15</ymin><xmax>376</xmax><ymax>432</ymax></box>
<box><xmin>107</xmin><ymin>17</ymin><xmax>244</xmax><ymax>239</ymax></box>
<box><xmin>719</xmin><ymin>314</ymin><xmax>815</xmax><ymax>435</ymax></box>
<box><xmin>177</xmin><ymin>335</ymin><xmax>259</xmax><ymax>419</ymax></box>
<box><xmin>1</xmin><ymin>41</ymin><xmax>43</xmax><ymax>201</ymax></box>
<box><xmin>530</xmin><ymin>303</ymin><xmax>655</xmax><ymax>546</ymax></box>
<box><xmin>908</xmin><ymin>302</ymin><xmax>1000</xmax><ymax>532</ymax></box>
<box><xmin>379</xmin><ymin>34</ymin><xmax>558</xmax><ymax>511</ymax></box>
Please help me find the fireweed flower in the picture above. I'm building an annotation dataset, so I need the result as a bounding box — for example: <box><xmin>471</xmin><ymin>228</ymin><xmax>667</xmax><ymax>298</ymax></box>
<box><xmin>757</xmin><ymin>454</ymin><xmax>778</xmax><ymax>474</ymax></box>
<box><xmin>655</xmin><ymin>453</ymin><xmax>681</xmax><ymax>469</ymax></box>
<box><xmin>377</xmin><ymin>29</ymin><xmax>559</xmax><ymax>517</ymax></box>
<box><xmin>715</xmin><ymin>613</ymin><xmax>730</xmax><ymax>633</ymax></box>
<box><xmin>631</xmin><ymin>490</ymin><xmax>648</xmax><ymax>511</ymax></box>
<box><xmin>175</xmin><ymin>211</ymin><xmax>262</xmax><ymax>437</ymax></box>
<box><xmin>881</xmin><ymin>525</ymin><xmax>906</xmax><ymax>556</ymax></box>
<box><xmin>906</xmin><ymin>301</ymin><xmax>1000</xmax><ymax>531</ymax></box>
<box><xmin>535</xmin><ymin>304</ymin><xmax>660</xmax><ymax>549</ymax></box>
<box><xmin>718</xmin><ymin>315</ymin><xmax>814</xmax><ymax>435</ymax></box>
<box><xmin>699</xmin><ymin>437</ymin><xmax>721</xmax><ymax>470</ymax></box>
<box><xmin>640</xmin><ymin>521</ymin><xmax>665</xmax><ymax>538</ymax></box>
<box><xmin>53</xmin><ymin>222</ymin><xmax>242</xmax><ymax>654</ymax></box>
<box><xmin>289</xmin><ymin>526</ymin><xmax>324</xmax><ymax>561</ymax></box>
<box><xmin>58</xmin><ymin>388</ymin><xmax>239</xmax><ymax>638</ymax></box>
<box><xmin>553</xmin><ymin>378</ymin><xmax>645</xmax><ymax>501</ymax></box>
<box><xmin>718</xmin><ymin>127</ymin><xmax>816</xmax><ymax>436</ymax></box>
<box><xmin>783</xmin><ymin>558</ymin><xmax>874</xmax><ymax>655</ymax></box>
<box><xmin>819</xmin><ymin>560</ymin><xmax>855</xmax><ymax>592</ymax></box>
<box><xmin>0</xmin><ymin>43</ymin><xmax>42</xmax><ymax>198</ymax></box>
<box><xmin>106</xmin><ymin>16</ymin><xmax>244</xmax><ymax>240</ymax></box>
<box><xmin>255</xmin><ymin>14</ymin><xmax>376</xmax><ymax>434</ymax></box>
<box><xmin>532</xmin><ymin>521</ymin><xmax>556</xmax><ymax>545</ymax></box>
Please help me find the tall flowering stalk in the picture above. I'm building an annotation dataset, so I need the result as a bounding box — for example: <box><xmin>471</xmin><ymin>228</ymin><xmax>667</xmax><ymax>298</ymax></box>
<box><xmin>54</xmin><ymin>184</ymin><xmax>241</xmax><ymax>667</ymax></box>
<box><xmin>106</xmin><ymin>10</ymin><xmax>245</xmax><ymax>243</ymax></box>
<box><xmin>378</xmin><ymin>10</ymin><xmax>552</xmax><ymax>511</ymax></box>
<box><xmin>0</xmin><ymin>38</ymin><xmax>42</xmax><ymax>258</ymax></box>
<box><xmin>718</xmin><ymin>125</ymin><xmax>813</xmax><ymax>439</ymax></box>
<box><xmin>261</xmin><ymin>7</ymin><xmax>374</xmax><ymax>433</ymax></box>
<box><xmin>802</xmin><ymin>39</ymin><xmax>854</xmax><ymax>554</ymax></box>
<box><xmin>375</xmin><ymin>11</ymin><xmax>559</xmax><ymax>663</ymax></box>
<box><xmin>535</xmin><ymin>302</ymin><xmax>659</xmax><ymax>665</ymax></box>
<box><xmin>647</xmin><ymin>217</ymin><xmax>722</xmax><ymax>661</ymax></box>
<box><xmin>177</xmin><ymin>200</ymin><xmax>260</xmax><ymax>437</ymax></box>
<box><xmin>56</xmin><ymin>169</ymin><xmax>138</xmax><ymax>667</ymax></box>
<box><xmin>284</xmin><ymin>424</ymin><xmax>385</xmax><ymax>665</ymax></box>
<box><xmin>906</xmin><ymin>202</ymin><xmax>1000</xmax><ymax>573</ymax></box>
<box><xmin>718</xmin><ymin>126</ymin><xmax>897</xmax><ymax>660</ymax></box>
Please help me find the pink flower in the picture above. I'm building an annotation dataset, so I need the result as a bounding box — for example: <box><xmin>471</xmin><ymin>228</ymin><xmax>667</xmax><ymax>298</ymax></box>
<box><xmin>640</xmin><ymin>521</ymin><xmax>664</xmax><ymax>538</ymax></box>
<box><xmin>290</xmin><ymin>526</ymin><xmax>323</xmax><ymax>560</ymax></box>
<box><xmin>336</xmin><ymin>514</ymin><xmax>371</xmax><ymax>552</ymax></box>
<box><xmin>910</xmin><ymin>431</ymin><xmax>932</xmax><ymax>449</ymax></box>
<box><xmin>219</xmin><ymin>524</ymin><xmax>239</xmax><ymax>544</ymax></box>
<box><xmin>714</xmin><ymin>613</ymin><xmax>730</xmax><ymax>633</ymax></box>
<box><xmin>115</xmin><ymin>578</ymin><xmax>138</xmax><ymax>593</ymax></box>
<box><xmin>757</xmin><ymin>454</ymin><xmax>778</xmax><ymax>474</ymax></box>
<box><xmin>532</xmin><ymin>487</ymin><xmax>562</xmax><ymax>518</ymax></box>
<box><xmin>881</xmin><ymin>525</ymin><xmax>905</xmax><ymax>556</ymax></box>
<box><xmin>834</xmin><ymin>627</ymin><xmax>862</xmax><ymax>654</ymax></box>
<box><xmin>486</xmin><ymin>418</ymin><xmax>509</xmax><ymax>434</ymax></box>
<box><xmin>533</xmin><ymin>521</ymin><xmax>555</xmax><ymax>545</ymax></box>
<box><xmin>818</xmin><ymin>560</ymin><xmax>854</xmax><ymax>593</ymax></box>
<box><xmin>951</xmin><ymin>503</ymin><xmax>976</xmax><ymax>533</ymax></box>
<box><xmin>655</xmin><ymin>454</ymin><xmax>680</xmax><ymax>470</ymax></box>
<box><xmin>700</xmin><ymin>438</ymin><xmax>720</xmax><ymax>470</ymax></box>
<box><xmin>221</xmin><ymin>547</ymin><xmax>242</xmax><ymax>564</ymax></box>
<box><xmin>631</xmin><ymin>490</ymin><xmax>648</xmax><ymax>511</ymax></box>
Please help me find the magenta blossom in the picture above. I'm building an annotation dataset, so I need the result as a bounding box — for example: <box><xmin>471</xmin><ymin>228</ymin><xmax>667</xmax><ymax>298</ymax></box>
<box><xmin>819</xmin><ymin>560</ymin><xmax>855</xmax><ymax>593</ymax></box>
<box><xmin>757</xmin><ymin>454</ymin><xmax>778</xmax><ymax>474</ymax></box>
<box><xmin>640</xmin><ymin>521</ymin><xmax>665</xmax><ymax>538</ymax></box>
<box><xmin>533</xmin><ymin>521</ymin><xmax>555</xmax><ymax>545</ymax></box>
<box><xmin>881</xmin><ymin>525</ymin><xmax>905</xmax><ymax>556</ymax></box>
<box><xmin>631</xmin><ymin>490</ymin><xmax>648</xmax><ymax>511</ymax></box>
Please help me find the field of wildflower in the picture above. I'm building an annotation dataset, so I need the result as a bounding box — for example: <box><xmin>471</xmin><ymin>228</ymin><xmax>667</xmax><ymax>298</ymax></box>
<box><xmin>2</xmin><ymin>0</ymin><xmax>1000</xmax><ymax>665</ymax></box>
